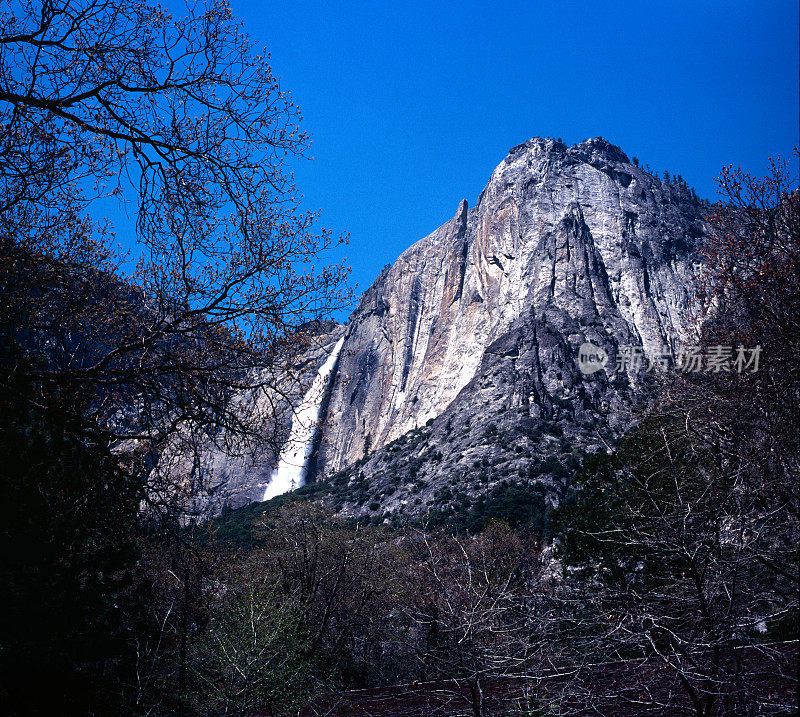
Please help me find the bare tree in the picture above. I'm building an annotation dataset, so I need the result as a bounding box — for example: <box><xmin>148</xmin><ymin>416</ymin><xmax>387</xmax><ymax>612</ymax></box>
<box><xmin>405</xmin><ymin>523</ymin><xmax>543</xmax><ymax>717</ymax></box>
<box><xmin>552</xmin><ymin>155</ymin><xmax>800</xmax><ymax>715</ymax></box>
<box><xmin>0</xmin><ymin>0</ymin><xmax>350</xmax><ymax>507</ymax></box>
<box><xmin>194</xmin><ymin>556</ymin><xmax>307</xmax><ymax>716</ymax></box>
<box><xmin>254</xmin><ymin>503</ymin><xmax>412</xmax><ymax>688</ymax></box>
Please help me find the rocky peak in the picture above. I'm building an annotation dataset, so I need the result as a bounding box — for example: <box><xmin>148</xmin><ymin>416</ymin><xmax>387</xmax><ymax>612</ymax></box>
<box><xmin>188</xmin><ymin>137</ymin><xmax>707</xmax><ymax>514</ymax></box>
<box><xmin>316</xmin><ymin>137</ymin><xmax>705</xmax><ymax>484</ymax></box>
<box><xmin>569</xmin><ymin>136</ymin><xmax>630</xmax><ymax>164</ymax></box>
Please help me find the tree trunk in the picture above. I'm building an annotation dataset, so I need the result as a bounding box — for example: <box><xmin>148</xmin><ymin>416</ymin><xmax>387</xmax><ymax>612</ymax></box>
<box><xmin>468</xmin><ymin>676</ymin><xmax>486</xmax><ymax>717</ymax></box>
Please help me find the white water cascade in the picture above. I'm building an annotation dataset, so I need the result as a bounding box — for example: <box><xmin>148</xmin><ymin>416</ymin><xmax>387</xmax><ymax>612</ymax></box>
<box><xmin>262</xmin><ymin>337</ymin><xmax>346</xmax><ymax>501</ymax></box>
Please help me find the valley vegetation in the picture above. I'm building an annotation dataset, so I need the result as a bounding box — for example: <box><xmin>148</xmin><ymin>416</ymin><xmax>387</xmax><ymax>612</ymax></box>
<box><xmin>0</xmin><ymin>0</ymin><xmax>797</xmax><ymax>715</ymax></box>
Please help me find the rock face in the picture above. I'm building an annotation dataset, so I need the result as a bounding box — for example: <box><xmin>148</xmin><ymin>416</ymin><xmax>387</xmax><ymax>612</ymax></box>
<box><xmin>316</xmin><ymin>137</ymin><xmax>704</xmax><ymax>495</ymax></box>
<box><xmin>185</xmin><ymin>137</ymin><xmax>706</xmax><ymax>514</ymax></box>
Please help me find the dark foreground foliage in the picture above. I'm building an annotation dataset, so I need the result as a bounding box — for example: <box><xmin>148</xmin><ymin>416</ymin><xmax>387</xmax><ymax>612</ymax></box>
<box><xmin>0</xmin><ymin>396</ymin><xmax>140</xmax><ymax>714</ymax></box>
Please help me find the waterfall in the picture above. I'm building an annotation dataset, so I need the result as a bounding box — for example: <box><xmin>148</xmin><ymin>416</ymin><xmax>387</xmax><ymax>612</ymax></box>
<box><xmin>262</xmin><ymin>337</ymin><xmax>345</xmax><ymax>501</ymax></box>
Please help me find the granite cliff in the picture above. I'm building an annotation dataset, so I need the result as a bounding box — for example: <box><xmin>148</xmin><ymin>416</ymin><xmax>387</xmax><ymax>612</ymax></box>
<box><xmin>202</xmin><ymin>137</ymin><xmax>708</xmax><ymax>515</ymax></box>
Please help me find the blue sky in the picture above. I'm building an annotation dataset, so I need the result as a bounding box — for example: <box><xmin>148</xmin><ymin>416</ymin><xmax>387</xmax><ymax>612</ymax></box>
<box><xmin>228</xmin><ymin>0</ymin><xmax>798</xmax><ymax>309</ymax></box>
<box><xmin>97</xmin><ymin>0</ymin><xmax>796</xmax><ymax>318</ymax></box>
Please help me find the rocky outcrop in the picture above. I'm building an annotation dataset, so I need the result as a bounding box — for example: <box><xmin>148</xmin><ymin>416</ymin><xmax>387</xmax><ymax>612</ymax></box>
<box><xmin>316</xmin><ymin>137</ymin><xmax>705</xmax><ymax>488</ymax></box>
